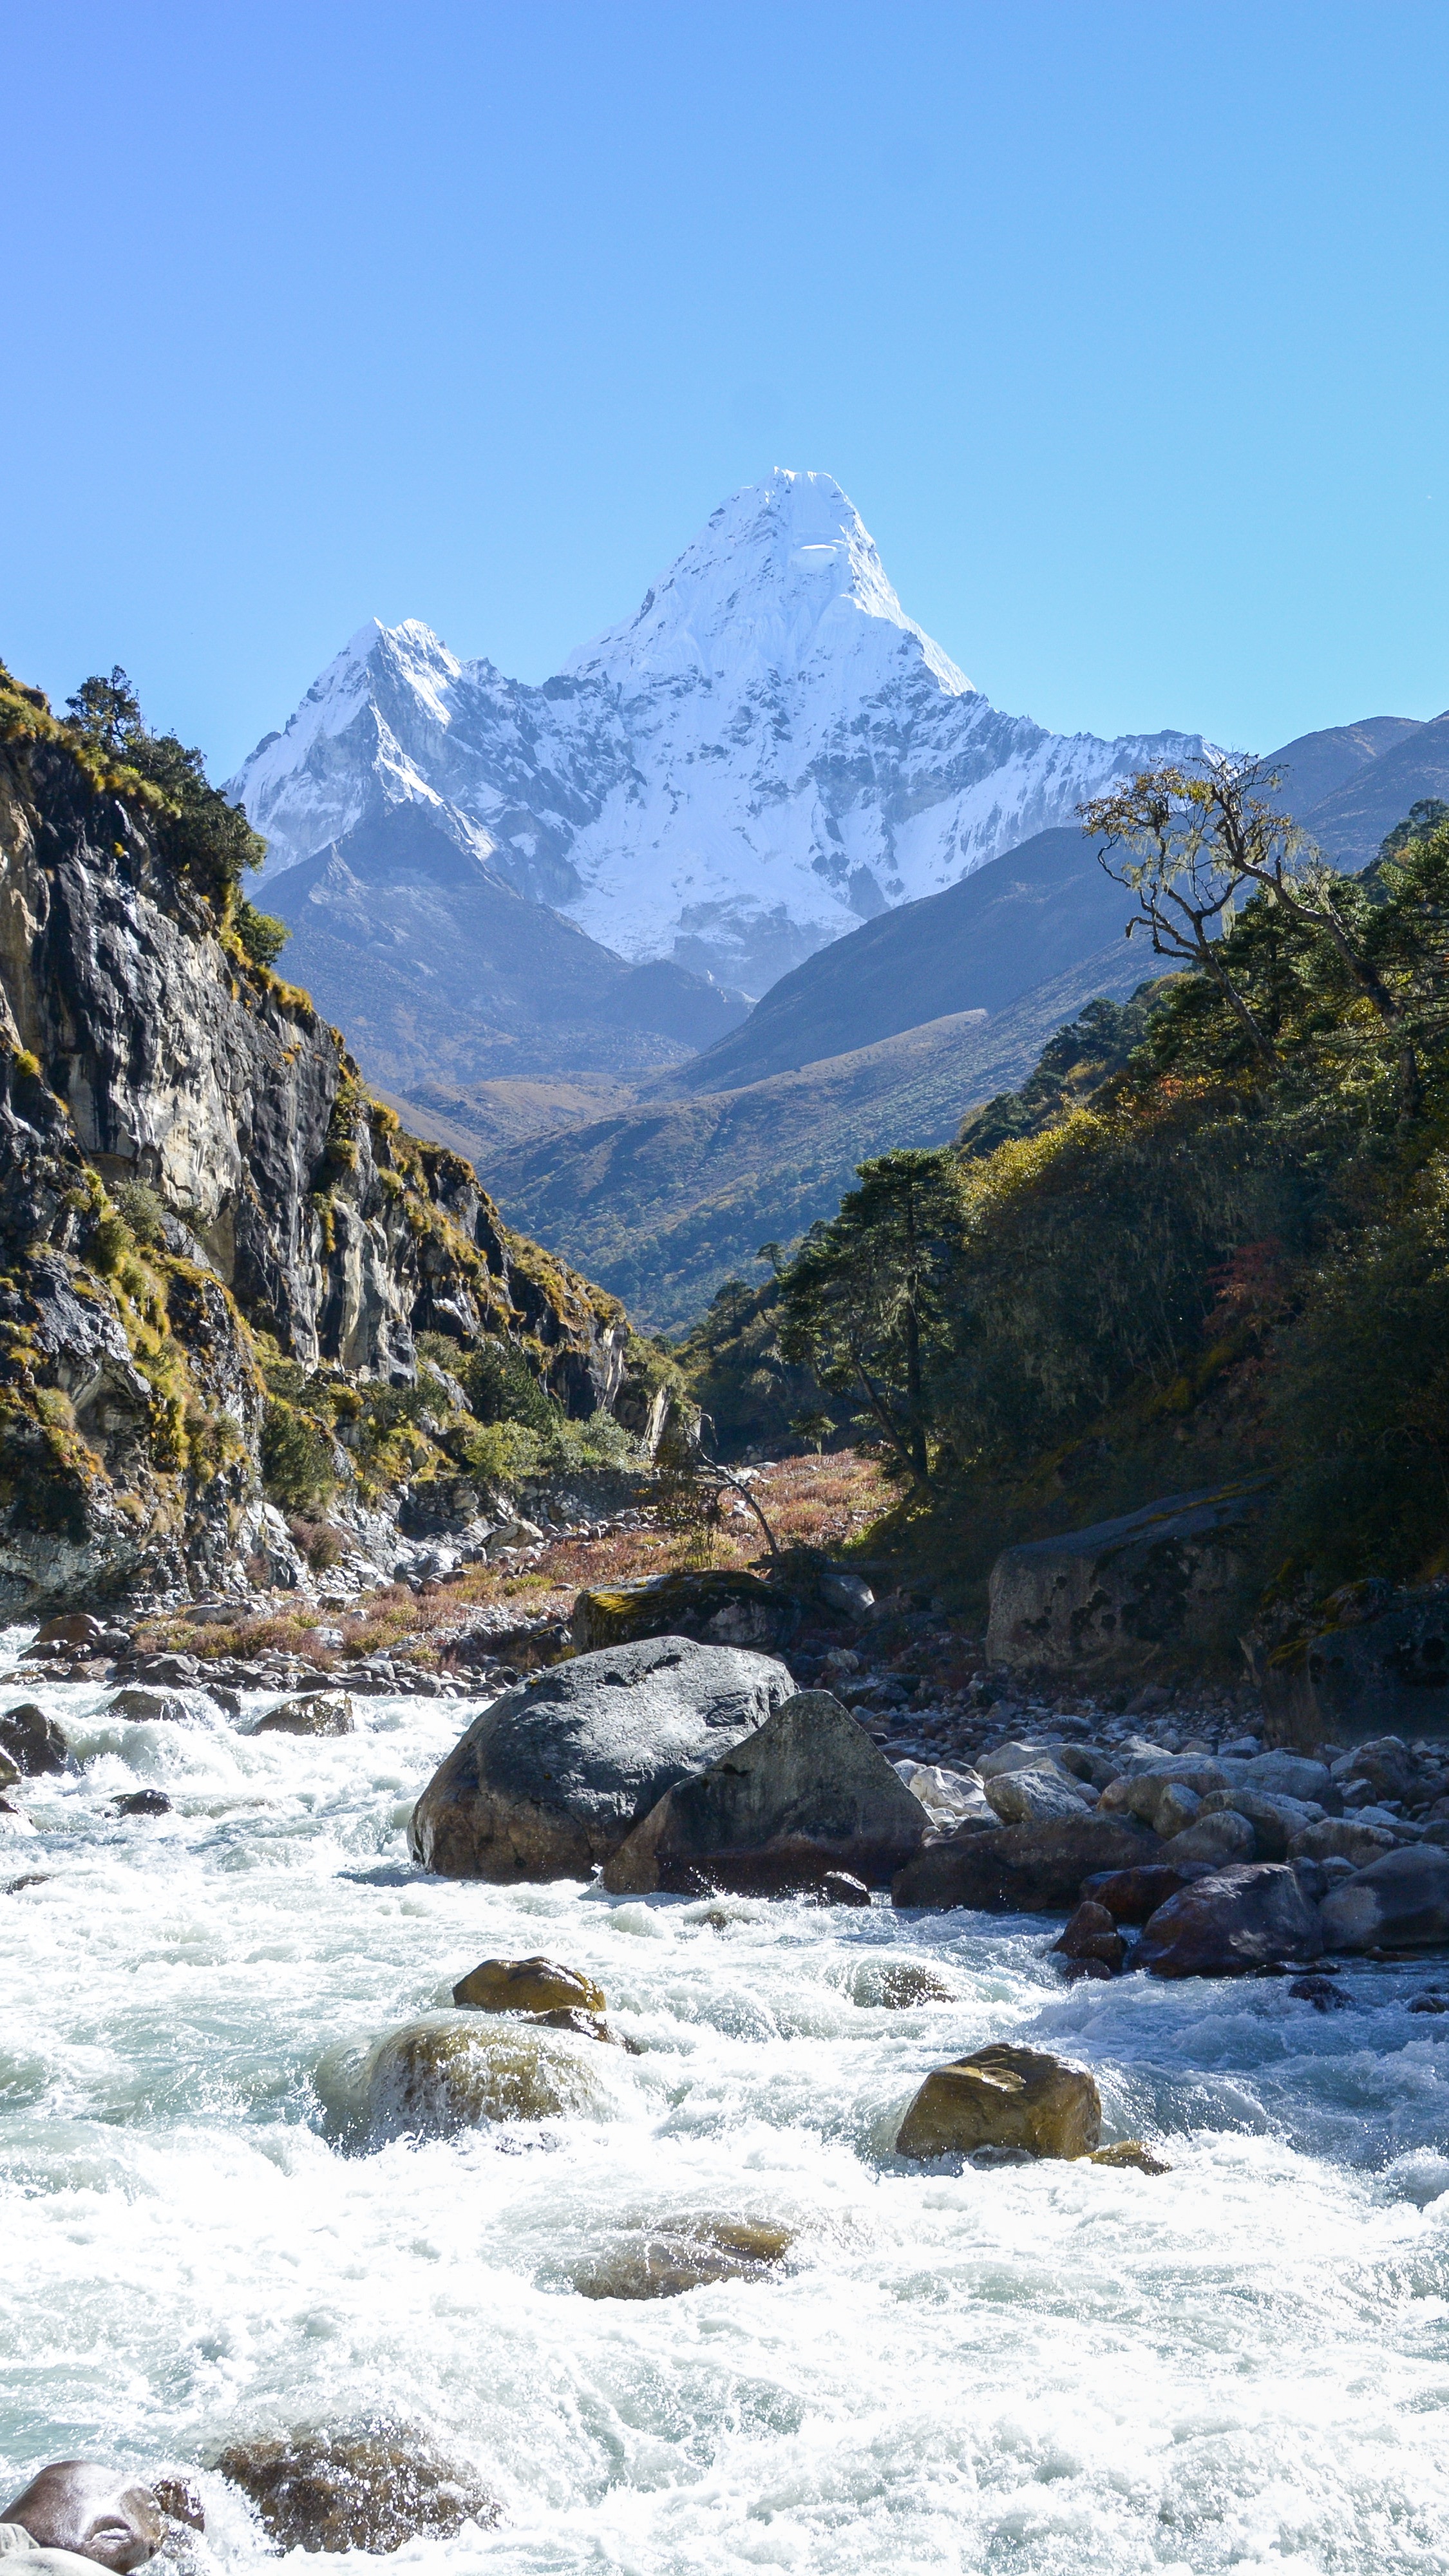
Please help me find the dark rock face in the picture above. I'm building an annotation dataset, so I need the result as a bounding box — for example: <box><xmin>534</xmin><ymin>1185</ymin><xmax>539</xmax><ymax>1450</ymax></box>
<box><xmin>1081</xmin><ymin>1862</ymin><xmax>1213</xmax><ymax>1922</ymax></box>
<box><xmin>601</xmin><ymin>1690</ymin><xmax>927</xmax><ymax>1893</ymax></box>
<box><xmin>985</xmin><ymin>1483</ymin><xmax>1267</xmax><ymax>1681</ymax></box>
<box><xmin>893</xmin><ymin>1814</ymin><xmax>1162</xmax><ymax>1913</ymax></box>
<box><xmin>0</xmin><ymin>734</ymin><xmax>625</xmax><ymax>1613</ymax></box>
<box><xmin>216</xmin><ymin>2425</ymin><xmax>498</xmax><ymax>2552</ymax></box>
<box><xmin>409</xmin><ymin>1635</ymin><xmax>795</xmax><ymax>1880</ymax></box>
<box><xmin>1135</xmin><ymin>1862</ymin><xmax>1323</xmax><ymax>1978</ymax></box>
<box><xmin>573</xmin><ymin>1567</ymin><xmax>801</xmax><ymax>1654</ymax></box>
<box><xmin>1052</xmin><ymin>1900</ymin><xmax>1128</xmax><ymax>1972</ymax></box>
<box><xmin>1320</xmin><ymin>1846</ymin><xmax>1449</xmax><ymax>1952</ymax></box>
<box><xmin>1265</xmin><ymin>1592</ymin><xmax>1449</xmax><ymax>1748</ymax></box>
<box><xmin>0</xmin><ymin>1700</ymin><xmax>68</xmax><ymax>1774</ymax></box>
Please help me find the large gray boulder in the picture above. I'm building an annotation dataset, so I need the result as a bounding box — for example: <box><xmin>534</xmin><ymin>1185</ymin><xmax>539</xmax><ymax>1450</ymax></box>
<box><xmin>1320</xmin><ymin>1846</ymin><xmax>1449</xmax><ymax>1952</ymax></box>
<box><xmin>1135</xmin><ymin>1862</ymin><xmax>1323</xmax><ymax>1977</ymax></box>
<box><xmin>893</xmin><ymin>1813</ymin><xmax>1161</xmax><ymax>1912</ymax></box>
<box><xmin>602</xmin><ymin>1690</ymin><xmax>927</xmax><ymax>1894</ymax></box>
<box><xmin>409</xmin><ymin>1636</ymin><xmax>795</xmax><ymax>1881</ymax></box>
<box><xmin>985</xmin><ymin>1482</ymin><xmax>1267</xmax><ymax>1680</ymax></box>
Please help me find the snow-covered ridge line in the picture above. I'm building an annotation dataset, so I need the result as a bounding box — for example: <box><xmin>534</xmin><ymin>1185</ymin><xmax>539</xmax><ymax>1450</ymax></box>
<box><xmin>229</xmin><ymin>469</ymin><xmax>1204</xmax><ymax>993</ymax></box>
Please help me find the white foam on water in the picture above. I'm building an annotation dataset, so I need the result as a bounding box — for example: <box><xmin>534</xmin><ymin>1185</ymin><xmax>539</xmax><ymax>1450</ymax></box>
<box><xmin>3</xmin><ymin>1669</ymin><xmax>1449</xmax><ymax>2571</ymax></box>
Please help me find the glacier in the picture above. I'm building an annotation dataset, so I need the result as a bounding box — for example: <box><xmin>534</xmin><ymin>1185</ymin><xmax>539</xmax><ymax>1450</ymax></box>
<box><xmin>229</xmin><ymin>469</ymin><xmax>1204</xmax><ymax>993</ymax></box>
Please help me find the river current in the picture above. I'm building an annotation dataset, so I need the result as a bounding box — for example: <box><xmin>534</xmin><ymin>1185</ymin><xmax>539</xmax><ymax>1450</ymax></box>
<box><xmin>4</xmin><ymin>1654</ymin><xmax>1449</xmax><ymax>2574</ymax></box>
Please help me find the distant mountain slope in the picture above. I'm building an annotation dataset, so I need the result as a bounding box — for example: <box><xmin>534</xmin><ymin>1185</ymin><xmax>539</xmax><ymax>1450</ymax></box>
<box><xmin>231</xmin><ymin>469</ymin><xmax>1204</xmax><ymax>995</ymax></box>
<box><xmin>659</xmin><ymin>825</ymin><xmax>1122</xmax><ymax>1095</ymax></box>
<box><xmin>264</xmin><ymin>802</ymin><xmax>748</xmax><ymax>1088</ymax></box>
<box><xmin>1265</xmin><ymin>716</ymin><xmax>1421</xmax><ymax>817</ymax></box>
<box><xmin>1298</xmin><ymin>710</ymin><xmax>1449</xmax><ymax>869</ymax></box>
<box><xmin>662</xmin><ymin>715</ymin><xmax>1428</xmax><ymax>1097</ymax></box>
<box><xmin>475</xmin><ymin>940</ymin><xmax>1160</xmax><ymax>1330</ymax></box>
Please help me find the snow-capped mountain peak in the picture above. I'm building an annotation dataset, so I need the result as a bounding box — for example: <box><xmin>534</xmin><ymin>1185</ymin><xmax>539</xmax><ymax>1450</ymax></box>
<box><xmin>231</xmin><ymin>471</ymin><xmax>1203</xmax><ymax>993</ymax></box>
<box><xmin>565</xmin><ymin>467</ymin><xmax>973</xmax><ymax>699</ymax></box>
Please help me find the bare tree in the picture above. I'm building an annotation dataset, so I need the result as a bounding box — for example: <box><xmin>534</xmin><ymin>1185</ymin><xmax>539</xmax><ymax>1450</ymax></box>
<box><xmin>1080</xmin><ymin>755</ymin><xmax>1414</xmax><ymax>1087</ymax></box>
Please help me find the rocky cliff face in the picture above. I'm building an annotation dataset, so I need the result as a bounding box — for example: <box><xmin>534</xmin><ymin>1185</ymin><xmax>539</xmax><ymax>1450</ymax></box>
<box><xmin>0</xmin><ymin>696</ymin><xmax>627</xmax><ymax>1613</ymax></box>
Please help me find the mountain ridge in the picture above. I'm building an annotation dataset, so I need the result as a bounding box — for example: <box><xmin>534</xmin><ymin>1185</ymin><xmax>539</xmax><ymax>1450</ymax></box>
<box><xmin>229</xmin><ymin>469</ymin><xmax>1207</xmax><ymax>994</ymax></box>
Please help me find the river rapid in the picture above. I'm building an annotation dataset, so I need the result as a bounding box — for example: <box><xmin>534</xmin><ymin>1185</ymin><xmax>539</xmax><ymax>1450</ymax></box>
<box><xmin>4</xmin><ymin>1655</ymin><xmax>1449</xmax><ymax>2575</ymax></box>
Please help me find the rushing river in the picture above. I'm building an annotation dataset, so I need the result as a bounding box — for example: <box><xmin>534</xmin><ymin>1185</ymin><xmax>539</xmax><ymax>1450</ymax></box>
<box><xmin>5</xmin><ymin>1654</ymin><xmax>1449</xmax><ymax>2575</ymax></box>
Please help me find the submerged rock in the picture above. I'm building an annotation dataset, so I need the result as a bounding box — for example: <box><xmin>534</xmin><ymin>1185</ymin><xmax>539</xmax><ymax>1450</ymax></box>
<box><xmin>353</xmin><ymin>2014</ymin><xmax>609</xmax><ymax>2141</ymax></box>
<box><xmin>114</xmin><ymin>1790</ymin><xmax>171</xmax><ymax>1818</ymax></box>
<box><xmin>853</xmin><ymin>1958</ymin><xmax>958</xmax><ymax>2008</ymax></box>
<box><xmin>893</xmin><ymin>1814</ymin><xmax>1160</xmax><ymax>1913</ymax></box>
<box><xmin>1320</xmin><ymin>1846</ymin><xmax>1449</xmax><ymax>1953</ymax></box>
<box><xmin>409</xmin><ymin>1635</ymin><xmax>794</xmax><ymax>1881</ymax></box>
<box><xmin>572</xmin><ymin>2219</ymin><xmax>793</xmax><ymax>2300</ymax></box>
<box><xmin>256</xmin><ymin>1691</ymin><xmax>355</xmax><ymax>1738</ymax></box>
<box><xmin>1136</xmin><ymin>1862</ymin><xmax>1323</xmax><ymax>1978</ymax></box>
<box><xmin>106</xmin><ymin>1689</ymin><xmax>191</xmax><ymax>1725</ymax></box>
<box><xmin>1089</xmin><ymin>2140</ymin><xmax>1172</xmax><ymax>2174</ymax></box>
<box><xmin>216</xmin><ymin>2425</ymin><xmax>498</xmax><ymax>2552</ymax></box>
<box><xmin>0</xmin><ymin>1702</ymin><xmax>68</xmax><ymax>1775</ymax></box>
<box><xmin>451</xmin><ymin>1954</ymin><xmax>606</xmax><ymax>2014</ymax></box>
<box><xmin>896</xmin><ymin>2043</ymin><xmax>1101</xmax><ymax>2161</ymax></box>
<box><xmin>601</xmin><ymin>1690</ymin><xmax>926</xmax><ymax>1894</ymax></box>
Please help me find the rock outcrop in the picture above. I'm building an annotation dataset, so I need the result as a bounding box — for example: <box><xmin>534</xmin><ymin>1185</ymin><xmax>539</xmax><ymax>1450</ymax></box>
<box><xmin>601</xmin><ymin>1689</ymin><xmax>927</xmax><ymax>1893</ymax></box>
<box><xmin>0</xmin><ymin>688</ymin><xmax>627</xmax><ymax>1612</ymax></box>
<box><xmin>572</xmin><ymin>1567</ymin><xmax>800</xmax><ymax>1654</ymax></box>
<box><xmin>1265</xmin><ymin>1588</ymin><xmax>1449</xmax><ymax>1748</ymax></box>
<box><xmin>409</xmin><ymin>1635</ymin><xmax>795</xmax><ymax>1880</ymax></box>
<box><xmin>985</xmin><ymin>1483</ymin><xmax>1267</xmax><ymax>1680</ymax></box>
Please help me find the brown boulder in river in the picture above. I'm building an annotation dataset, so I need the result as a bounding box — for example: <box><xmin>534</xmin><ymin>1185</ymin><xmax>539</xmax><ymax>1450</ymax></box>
<box><xmin>896</xmin><ymin>2043</ymin><xmax>1101</xmax><ymax>2161</ymax></box>
<box><xmin>452</xmin><ymin>1954</ymin><xmax>606</xmax><ymax>2013</ymax></box>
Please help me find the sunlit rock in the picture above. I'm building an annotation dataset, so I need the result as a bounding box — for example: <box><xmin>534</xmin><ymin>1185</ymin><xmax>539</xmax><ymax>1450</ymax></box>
<box><xmin>895</xmin><ymin>2044</ymin><xmax>1101</xmax><ymax>2161</ymax></box>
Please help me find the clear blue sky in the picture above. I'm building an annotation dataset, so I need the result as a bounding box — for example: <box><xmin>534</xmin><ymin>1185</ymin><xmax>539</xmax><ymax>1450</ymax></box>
<box><xmin>6</xmin><ymin>1</ymin><xmax>1449</xmax><ymax>779</ymax></box>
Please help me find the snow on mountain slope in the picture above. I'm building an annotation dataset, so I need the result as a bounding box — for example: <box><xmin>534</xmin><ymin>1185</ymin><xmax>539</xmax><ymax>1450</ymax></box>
<box><xmin>231</xmin><ymin>469</ymin><xmax>1204</xmax><ymax>992</ymax></box>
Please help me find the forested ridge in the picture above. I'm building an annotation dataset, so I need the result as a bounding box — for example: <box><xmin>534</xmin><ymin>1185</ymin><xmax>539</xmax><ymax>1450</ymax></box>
<box><xmin>686</xmin><ymin>769</ymin><xmax>1449</xmax><ymax>1625</ymax></box>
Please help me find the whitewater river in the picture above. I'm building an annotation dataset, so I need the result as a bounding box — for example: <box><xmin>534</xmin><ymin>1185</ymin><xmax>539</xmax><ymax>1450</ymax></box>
<box><xmin>5</xmin><ymin>1658</ymin><xmax>1449</xmax><ymax>2575</ymax></box>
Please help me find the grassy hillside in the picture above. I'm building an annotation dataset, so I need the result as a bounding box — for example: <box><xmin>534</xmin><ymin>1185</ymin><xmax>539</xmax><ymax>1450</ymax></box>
<box><xmin>483</xmin><ymin>939</ymin><xmax>1162</xmax><ymax>1331</ymax></box>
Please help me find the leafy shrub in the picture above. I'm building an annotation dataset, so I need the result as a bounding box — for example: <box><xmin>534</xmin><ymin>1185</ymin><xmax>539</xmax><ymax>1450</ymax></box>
<box><xmin>234</xmin><ymin>900</ymin><xmax>290</xmax><ymax>969</ymax></box>
<box><xmin>112</xmin><ymin>1180</ymin><xmax>166</xmax><ymax>1247</ymax></box>
<box><xmin>261</xmin><ymin>1397</ymin><xmax>336</xmax><ymax>1511</ymax></box>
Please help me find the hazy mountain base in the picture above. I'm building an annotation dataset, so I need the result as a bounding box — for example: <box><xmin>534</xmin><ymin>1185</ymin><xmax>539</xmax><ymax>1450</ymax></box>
<box><xmin>479</xmin><ymin>939</ymin><xmax>1160</xmax><ymax>1332</ymax></box>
